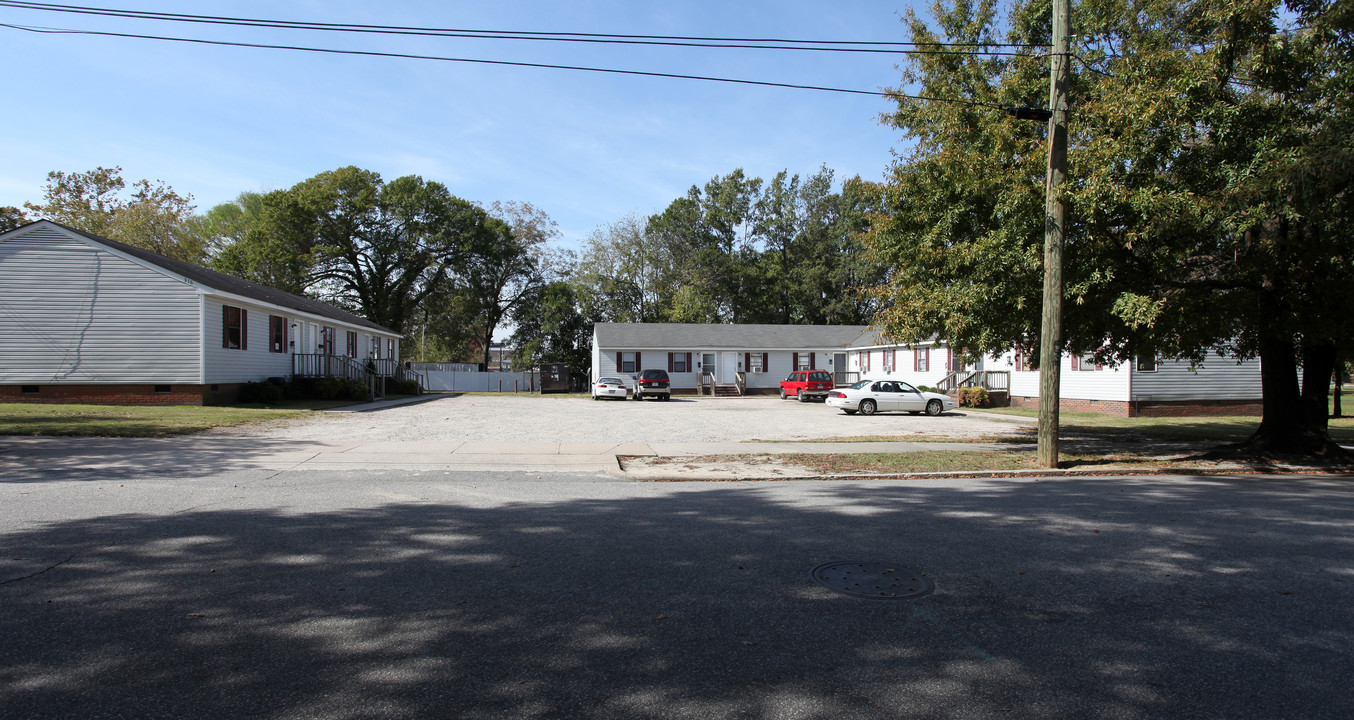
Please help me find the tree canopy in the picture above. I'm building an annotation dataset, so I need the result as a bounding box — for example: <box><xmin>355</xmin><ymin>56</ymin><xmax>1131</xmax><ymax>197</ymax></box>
<box><xmin>23</xmin><ymin>167</ymin><xmax>208</xmax><ymax>263</ymax></box>
<box><xmin>867</xmin><ymin>0</ymin><xmax>1353</xmax><ymax>453</ymax></box>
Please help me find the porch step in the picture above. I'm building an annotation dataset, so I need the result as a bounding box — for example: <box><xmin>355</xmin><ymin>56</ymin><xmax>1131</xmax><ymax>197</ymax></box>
<box><xmin>712</xmin><ymin>385</ymin><xmax>742</xmax><ymax>397</ymax></box>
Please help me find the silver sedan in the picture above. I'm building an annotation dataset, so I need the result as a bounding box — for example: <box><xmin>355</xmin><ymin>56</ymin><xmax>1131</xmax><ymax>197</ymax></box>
<box><xmin>825</xmin><ymin>379</ymin><xmax>955</xmax><ymax>416</ymax></box>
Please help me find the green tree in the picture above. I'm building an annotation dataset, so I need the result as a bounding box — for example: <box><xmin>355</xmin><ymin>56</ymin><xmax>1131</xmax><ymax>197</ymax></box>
<box><xmin>574</xmin><ymin>213</ymin><xmax>675</xmax><ymax>322</ymax></box>
<box><xmin>24</xmin><ymin>167</ymin><xmax>207</xmax><ymax>262</ymax></box>
<box><xmin>458</xmin><ymin>201</ymin><xmax>555</xmax><ymax>368</ymax></box>
<box><xmin>0</xmin><ymin>206</ymin><xmax>28</xmax><ymax>232</ymax></box>
<box><xmin>286</xmin><ymin>166</ymin><xmax>498</xmax><ymax>333</ymax></box>
<box><xmin>867</xmin><ymin>0</ymin><xmax>1353</xmax><ymax>454</ymax></box>
<box><xmin>208</xmin><ymin>191</ymin><xmax>316</xmax><ymax>295</ymax></box>
<box><xmin>509</xmin><ymin>281</ymin><xmax>593</xmax><ymax>371</ymax></box>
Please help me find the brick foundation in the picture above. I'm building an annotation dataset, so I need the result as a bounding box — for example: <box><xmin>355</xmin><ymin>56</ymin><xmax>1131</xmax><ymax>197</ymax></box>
<box><xmin>1009</xmin><ymin>395</ymin><xmax>1261</xmax><ymax>417</ymax></box>
<box><xmin>0</xmin><ymin>384</ymin><xmax>210</xmax><ymax>406</ymax></box>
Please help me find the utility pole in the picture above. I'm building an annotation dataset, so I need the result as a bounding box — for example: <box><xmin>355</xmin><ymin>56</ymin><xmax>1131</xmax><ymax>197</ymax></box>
<box><xmin>1037</xmin><ymin>0</ymin><xmax>1071</xmax><ymax>468</ymax></box>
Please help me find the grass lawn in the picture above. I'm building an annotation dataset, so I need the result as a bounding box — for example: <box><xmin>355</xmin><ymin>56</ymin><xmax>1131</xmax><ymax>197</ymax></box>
<box><xmin>970</xmin><ymin>407</ymin><xmax>1354</xmax><ymax>444</ymax></box>
<box><xmin>0</xmin><ymin>403</ymin><xmax>319</xmax><ymax>437</ymax></box>
<box><xmin>780</xmin><ymin>450</ymin><xmax>1209</xmax><ymax>474</ymax></box>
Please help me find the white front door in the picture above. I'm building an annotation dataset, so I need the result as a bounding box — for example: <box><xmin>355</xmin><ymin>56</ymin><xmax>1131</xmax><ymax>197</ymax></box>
<box><xmin>720</xmin><ymin>352</ymin><xmax>739</xmax><ymax>384</ymax></box>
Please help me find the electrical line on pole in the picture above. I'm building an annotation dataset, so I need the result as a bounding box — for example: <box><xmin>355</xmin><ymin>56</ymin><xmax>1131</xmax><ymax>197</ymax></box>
<box><xmin>1037</xmin><ymin>0</ymin><xmax>1070</xmax><ymax>468</ymax></box>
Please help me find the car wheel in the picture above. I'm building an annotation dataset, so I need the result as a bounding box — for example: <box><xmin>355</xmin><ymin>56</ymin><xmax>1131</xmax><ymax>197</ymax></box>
<box><xmin>797</xmin><ymin>392</ymin><xmax>808</xmax><ymax>403</ymax></box>
<box><xmin>661</xmin><ymin>394</ymin><xmax>670</xmax><ymax>401</ymax></box>
<box><xmin>860</xmin><ymin>399</ymin><xmax>877</xmax><ymax>416</ymax></box>
<box><xmin>779</xmin><ymin>388</ymin><xmax>787</xmax><ymax>400</ymax></box>
<box><xmin>926</xmin><ymin>399</ymin><xmax>943</xmax><ymax>416</ymax></box>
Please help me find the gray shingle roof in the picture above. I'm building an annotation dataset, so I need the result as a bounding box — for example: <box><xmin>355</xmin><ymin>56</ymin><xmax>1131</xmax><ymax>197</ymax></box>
<box><xmin>40</xmin><ymin>221</ymin><xmax>396</xmax><ymax>334</ymax></box>
<box><xmin>594</xmin><ymin>322</ymin><xmax>882</xmax><ymax>350</ymax></box>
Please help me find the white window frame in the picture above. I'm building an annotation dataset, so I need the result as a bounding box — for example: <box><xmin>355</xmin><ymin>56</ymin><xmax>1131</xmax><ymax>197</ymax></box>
<box><xmin>621</xmin><ymin>352</ymin><xmax>637</xmax><ymax>374</ymax></box>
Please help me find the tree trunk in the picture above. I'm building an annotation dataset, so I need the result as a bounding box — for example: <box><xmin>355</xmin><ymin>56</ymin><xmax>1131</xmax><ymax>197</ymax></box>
<box><xmin>1243</xmin><ymin>334</ymin><xmax>1343</xmax><ymax>455</ymax></box>
<box><xmin>1334</xmin><ymin>355</ymin><xmax>1344</xmax><ymax>418</ymax></box>
<box><xmin>1301</xmin><ymin>341</ymin><xmax>1336</xmax><ymax>432</ymax></box>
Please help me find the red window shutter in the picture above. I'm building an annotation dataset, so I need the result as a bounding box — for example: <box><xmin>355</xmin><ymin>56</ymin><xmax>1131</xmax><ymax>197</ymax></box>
<box><xmin>635</xmin><ymin>351</ymin><xmax>641</xmax><ymax>370</ymax></box>
<box><xmin>809</xmin><ymin>353</ymin><xmax>815</xmax><ymax>369</ymax></box>
<box><xmin>241</xmin><ymin>309</ymin><xmax>248</xmax><ymax>350</ymax></box>
<box><xmin>616</xmin><ymin>354</ymin><xmax>622</xmax><ymax>372</ymax></box>
<box><xmin>763</xmin><ymin>353</ymin><xmax>769</xmax><ymax>371</ymax></box>
<box><xmin>744</xmin><ymin>352</ymin><xmax>750</xmax><ymax>372</ymax></box>
<box><xmin>792</xmin><ymin>352</ymin><xmax>799</xmax><ymax>370</ymax></box>
<box><xmin>914</xmin><ymin>350</ymin><xmax>919</xmax><ymax>372</ymax></box>
<box><xmin>686</xmin><ymin>353</ymin><xmax>692</xmax><ymax>372</ymax></box>
<box><xmin>222</xmin><ymin>306</ymin><xmax>229</xmax><ymax>348</ymax></box>
<box><xmin>668</xmin><ymin>352</ymin><xmax>674</xmax><ymax>372</ymax></box>
<box><xmin>1015</xmin><ymin>350</ymin><xmax>1023</xmax><ymax>372</ymax></box>
<box><xmin>1071</xmin><ymin>356</ymin><xmax>1080</xmax><ymax>371</ymax></box>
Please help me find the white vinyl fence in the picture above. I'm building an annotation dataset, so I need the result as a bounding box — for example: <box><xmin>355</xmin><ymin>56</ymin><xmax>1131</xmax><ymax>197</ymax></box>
<box><xmin>411</xmin><ymin>363</ymin><xmax>540</xmax><ymax>393</ymax></box>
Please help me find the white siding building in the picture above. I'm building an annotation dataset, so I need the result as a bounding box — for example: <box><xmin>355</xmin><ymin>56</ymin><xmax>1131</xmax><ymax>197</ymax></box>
<box><xmin>592</xmin><ymin>322</ymin><xmax>1263</xmax><ymax>416</ymax></box>
<box><xmin>0</xmin><ymin>221</ymin><xmax>403</xmax><ymax>405</ymax></box>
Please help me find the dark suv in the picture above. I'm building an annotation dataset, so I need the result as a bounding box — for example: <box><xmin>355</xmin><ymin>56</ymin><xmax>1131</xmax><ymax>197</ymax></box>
<box><xmin>780</xmin><ymin>370</ymin><xmax>835</xmax><ymax>402</ymax></box>
<box><xmin>633</xmin><ymin>369</ymin><xmax>671</xmax><ymax>401</ymax></box>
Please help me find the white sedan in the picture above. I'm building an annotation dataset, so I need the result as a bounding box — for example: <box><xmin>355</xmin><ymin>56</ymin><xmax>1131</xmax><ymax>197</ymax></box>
<box><xmin>592</xmin><ymin>376</ymin><xmax>630</xmax><ymax>400</ymax></box>
<box><xmin>826</xmin><ymin>379</ymin><xmax>956</xmax><ymax>416</ymax></box>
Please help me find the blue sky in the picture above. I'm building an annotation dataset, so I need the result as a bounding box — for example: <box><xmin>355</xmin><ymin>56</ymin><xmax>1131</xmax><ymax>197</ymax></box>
<box><xmin>0</xmin><ymin>1</ymin><xmax>924</xmax><ymax>248</ymax></box>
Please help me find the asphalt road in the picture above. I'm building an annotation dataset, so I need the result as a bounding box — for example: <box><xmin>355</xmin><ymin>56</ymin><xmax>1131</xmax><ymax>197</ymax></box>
<box><xmin>3</xmin><ymin>466</ymin><xmax>1352</xmax><ymax>719</ymax></box>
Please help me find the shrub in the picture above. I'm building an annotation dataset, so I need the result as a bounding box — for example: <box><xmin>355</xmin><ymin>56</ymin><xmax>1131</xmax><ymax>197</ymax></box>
<box><xmin>387</xmin><ymin>378</ymin><xmax>421</xmax><ymax>395</ymax></box>
<box><xmin>958</xmin><ymin>387</ymin><xmax>990</xmax><ymax>408</ymax></box>
<box><xmin>238</xmin><ymin>380</ymin><xmax>284</xmax><ymax>405</ymax></box>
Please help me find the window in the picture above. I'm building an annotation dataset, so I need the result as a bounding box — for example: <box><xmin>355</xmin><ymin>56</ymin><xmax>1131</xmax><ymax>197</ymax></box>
<box><xmin>750</xmin><ymin>353</ymin><xmax>764</xmax><ymax>373</ymax></box>
<box><xmin>269</xmin><ymin>316</ymin><xmax>287</xmax><ymax>353</ymax></box>
<box><xmin>797</xmin><ymin>353</ymin><xmax>812</xmax><ymax>370</ymax></box>
<box><xmin>1136</xmin><ymin>355</ymin><xmax>1158</xmax><ymax>372</ymax></box>
<box><xmin>670</xmin><ymin>352</ymin><xmax>689</xmax><ymax>373</ymax></box>
<box><xmin>619</xmin><ymin>352</ymin><xmax>637</xmax><ymax>373</ymax></box>
<box><xmin>347</xmin><ymin>331</ymin><xmax>358</xmax><ymax>358</ymax></box>
<box><xmin>1072</xmin><ymin>353</ymin><xmax>1100</xmax><ymax>371</ymax></box>
<box><xmin>222</xmin><ymin>305</ymin><xmax>246</xmax><ymax>350</ymax></box>
<box><xmin>915</xmin><ymin>347</ymin><xmax>929</xmax><ymax>372</ymax></box>
<box><xmin>884</xmin><ymin>349</ymin><xmax>895</xmax><ymax>373</ymax></box>
<box><xmin>321</xmin><ymin>326</ymin><xmax>336</xmax><ymax>355</ymax></box>
<box><xmin>387</xmin><ymin>338</ymin><xmax>395</xmax><ymax>360</ymax></box>
<box><xmin>860</xmin><ymin>351</ymin><xmax>870</xmax><ymax>372</ymax></box>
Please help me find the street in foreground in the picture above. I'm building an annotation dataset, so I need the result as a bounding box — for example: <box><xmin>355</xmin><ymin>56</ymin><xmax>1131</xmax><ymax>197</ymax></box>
<box><xmin>2</xmin><ymin>467</ymin><xmax>1351</xmax><ymax>719</ymax></box>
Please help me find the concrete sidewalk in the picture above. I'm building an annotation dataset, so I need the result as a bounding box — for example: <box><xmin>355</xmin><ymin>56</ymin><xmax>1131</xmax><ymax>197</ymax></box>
<box><xmin>0</xmin><ymin>433</ymin><xmax>1024</xmax><ymax>477</ymax></box>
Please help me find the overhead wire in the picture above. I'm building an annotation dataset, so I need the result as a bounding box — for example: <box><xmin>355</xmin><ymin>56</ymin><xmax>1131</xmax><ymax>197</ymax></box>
<box><xmin>0</xmin><ymin>2</ymin><xmax>1050</xmax><ymax>112</ymax></box>
<box><xmin>0</xmin><ymin>0</ymin><xmax>1049</xmax><ymax>53</ymax></box>
<box><xmin>6</xmin><ymin>21</ymin><xmax>1023</xmax><ymax>109</ymax></box>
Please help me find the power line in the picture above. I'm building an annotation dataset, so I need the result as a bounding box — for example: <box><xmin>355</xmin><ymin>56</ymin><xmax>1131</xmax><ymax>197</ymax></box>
<box><xmin>0</xmin><ymin>1</ymin><xmax>1048</xmax><ymax>56</ymax></box>
<box><xmin>2</xmin><ymin>22</ymin><xmax>1017</xmax><ymax>110</ymax></box>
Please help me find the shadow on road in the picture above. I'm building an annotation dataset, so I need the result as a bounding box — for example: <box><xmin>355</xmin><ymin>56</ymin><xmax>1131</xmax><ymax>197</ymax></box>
<box><xmin>3</xmin><ymin>475</ymin><xmax>1353</xmax><ymax>718</ymax></box>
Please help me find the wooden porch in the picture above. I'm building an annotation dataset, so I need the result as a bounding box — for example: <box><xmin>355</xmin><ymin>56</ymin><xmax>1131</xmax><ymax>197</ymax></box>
<box><xmin>936</xmin><ymin>369</ymin><xmax>1011</xmax><ymax>405</ymax></box>
<box><xmin>292</xmin><ymin>354</ymin><xmax>426</xmax><ymax>399</ymax></box>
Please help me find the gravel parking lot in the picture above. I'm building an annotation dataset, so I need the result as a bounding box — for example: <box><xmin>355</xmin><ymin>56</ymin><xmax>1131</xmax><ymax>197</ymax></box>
<box><xmin>225</xmin><ymin>393</ymin><xmax>1033</xmax><ymax>444</ymax></box>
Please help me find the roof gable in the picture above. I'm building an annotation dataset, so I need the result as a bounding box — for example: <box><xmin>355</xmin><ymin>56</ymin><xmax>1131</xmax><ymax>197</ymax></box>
<box><xmin>7</xmin><ymin>221</ymin><xmax>395</xmax><ymax>335</ymax></box>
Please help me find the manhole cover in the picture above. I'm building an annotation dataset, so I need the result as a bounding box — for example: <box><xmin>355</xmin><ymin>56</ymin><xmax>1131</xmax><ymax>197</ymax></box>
<box><xmin>810</xmin><ymin>561</ymin><xmax>933</xmax><ymax>599</ymax></box>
